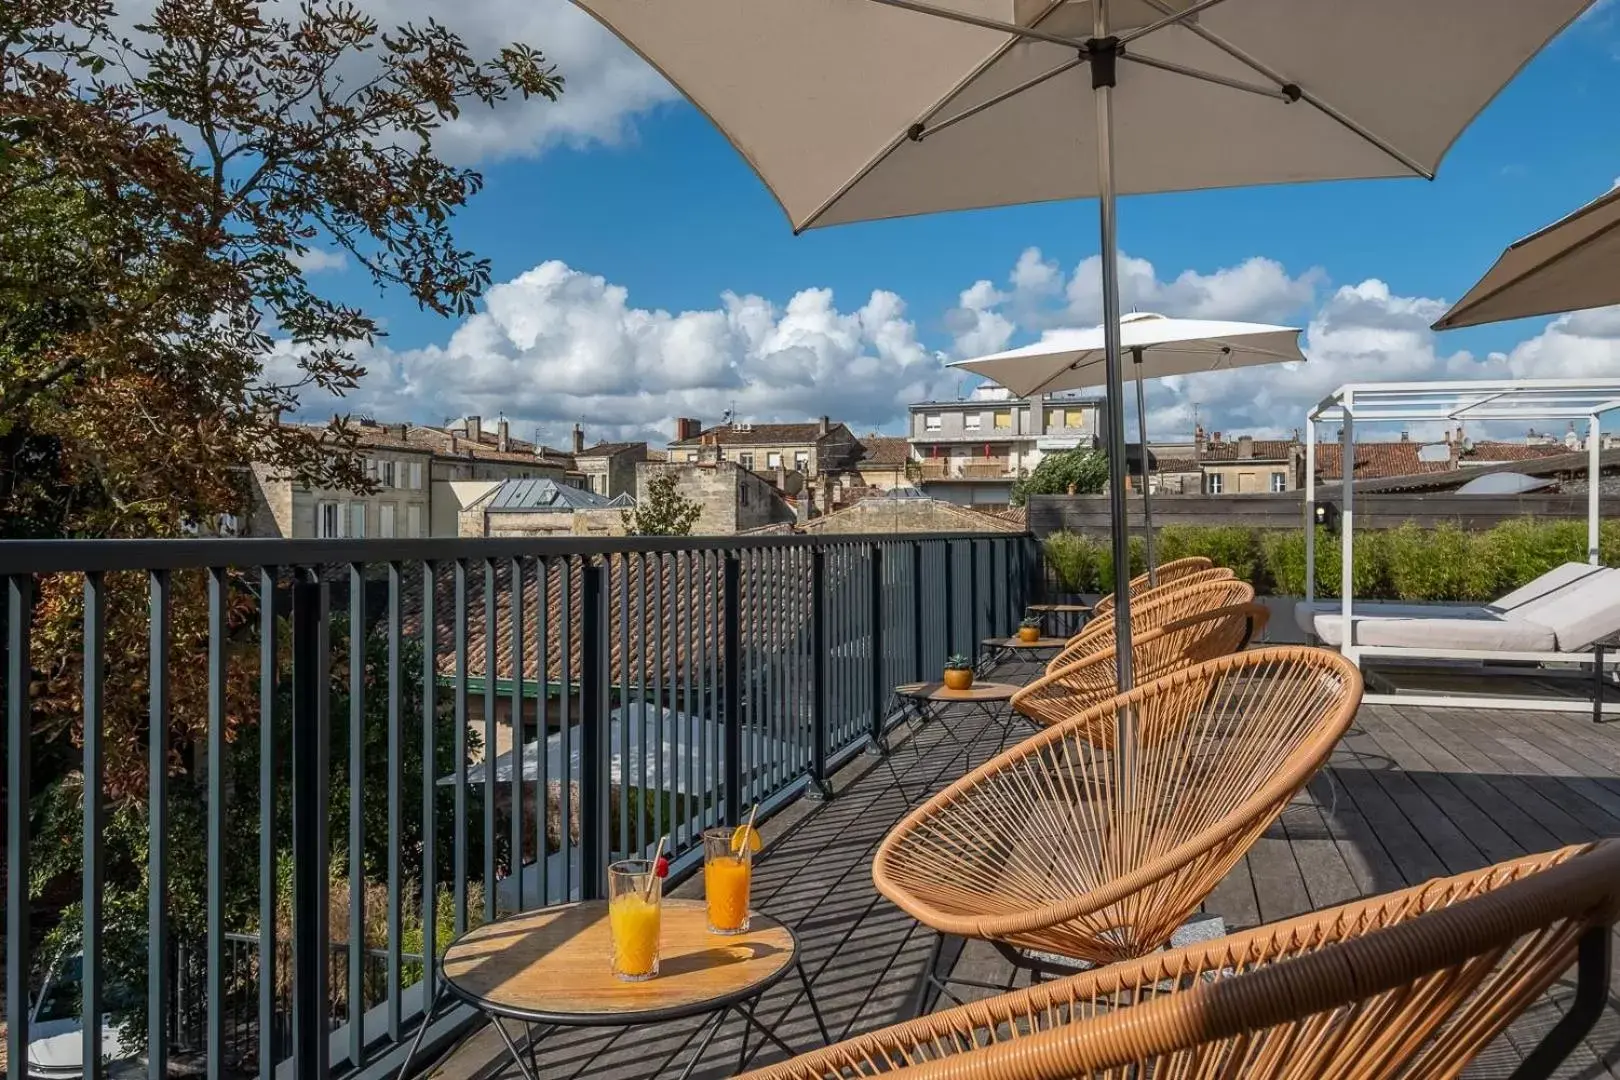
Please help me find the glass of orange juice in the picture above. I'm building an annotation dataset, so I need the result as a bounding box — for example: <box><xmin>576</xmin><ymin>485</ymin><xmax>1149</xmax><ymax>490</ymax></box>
<box><xmin>607</xmin><ymin>859</ymin><xmax>661</xmax><ymax>981</ymax></box>
<box><xmin>703</xmin><ymin>826</ymin><xmax>755</xmax><ymax>935</ymax></box>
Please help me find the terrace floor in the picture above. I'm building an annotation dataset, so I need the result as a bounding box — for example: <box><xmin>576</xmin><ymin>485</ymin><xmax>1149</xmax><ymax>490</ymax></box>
<box><xmin>429</xmin><ymin>663</ymin><xmax>1620</xmax><ymax>1080</ymax></box>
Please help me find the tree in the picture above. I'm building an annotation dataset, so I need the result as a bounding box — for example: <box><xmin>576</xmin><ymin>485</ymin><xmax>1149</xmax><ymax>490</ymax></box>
<box><xmin>623</xmin><ymin>472</ymin><xmax>703</xmax><ymax>536</ymax></box>
<box><xmin>1010</xmin><ymin>446</ymin><xmax>1111</xmax><ymax>506</ymax></box>
<box><xmin>5</xmin><ymin>0</ymin><xmax>560</xmax><ymax>1038</ymax></box>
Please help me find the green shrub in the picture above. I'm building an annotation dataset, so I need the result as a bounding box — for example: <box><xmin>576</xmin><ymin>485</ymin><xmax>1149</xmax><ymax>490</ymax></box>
<box><xmin>1156</xmin><ymin>524</ymin><xmax>1260</xmax><ymax>582</ymax></box>
<box><xmin>1042</xmin><ymin>530</ymin><xmax>1099</xmax><ymax>592</ymax></box>
<box><xmin>1037</xmin><ymin>518</ymin><xmax>1612</xmax><ymax>601</ymax></box>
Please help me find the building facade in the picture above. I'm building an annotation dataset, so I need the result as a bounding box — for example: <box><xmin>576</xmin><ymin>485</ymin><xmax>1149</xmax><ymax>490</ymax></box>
<box><xmin>637</xmin><ymin>460</ymin><xmax>796</xmax><ymax>535</ymax></box>
<box><xmin>907</xmin><ymin>388</ymin><xmax>1103</xmax><ymax>509</ymax></box>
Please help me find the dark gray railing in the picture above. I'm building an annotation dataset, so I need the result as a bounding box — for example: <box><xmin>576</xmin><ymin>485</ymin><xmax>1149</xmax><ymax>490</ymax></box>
<box><xmin>2</xmin><ymin>530</ymin><xmax>1034</xmax><ymax>1080</ymax></box>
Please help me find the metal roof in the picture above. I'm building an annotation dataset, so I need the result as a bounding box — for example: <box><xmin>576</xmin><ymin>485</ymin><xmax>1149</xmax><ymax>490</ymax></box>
<box><xmin>1310</xmin><ymin>379</ymin><xmax>1620</xmax><ymax>424</ymax></box>
<box><xmin>487</xmin><ymin>478</ymin><xmax>614</xmax><ymax>511</ymax></box>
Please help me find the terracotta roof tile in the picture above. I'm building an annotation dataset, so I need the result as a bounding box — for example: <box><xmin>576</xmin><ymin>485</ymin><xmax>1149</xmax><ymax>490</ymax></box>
<box><xmin>1314</xmin><ymin>441</ymin><xmax>1456</xmax><ymax>480</ymax></box>
<box><xmin>577</xmin><ymin>441</ymin><xmax>646</xmax><ymax>458</ymax></box>
<box><xmin>671</xmin><ymin>422</ymin><xmax>850</xmax><ymax>447</ymax></box>
<box><xmin>856</xmin><ymin>436</ymin><xmax>912</xmax><ymax>467</ymax></box>
<box><xmin>1197</xmin><ymin>439</ymin><xmax>1295</xmax><ymax>461</ymax></box>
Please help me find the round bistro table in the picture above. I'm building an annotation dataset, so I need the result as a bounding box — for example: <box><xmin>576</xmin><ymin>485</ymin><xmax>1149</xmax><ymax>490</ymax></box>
<box><xmin>979</xmin><ymin>635</ymin><xmax>1069</xmax><ymax>674</ymax></box>
<box><xmin>397</xmin><ymin>899</ymin><xmax>829</xmax><ymax>1080</ymax></box>
<box><xmin>884</xmin><ymin>682</ymin><xmax>1028</xmax><ymax>794</ymax></box>
<box><xmin>1024</xmin><ymin>602</ymin><xmax>1091</xmax><ymax>637</ymax></box>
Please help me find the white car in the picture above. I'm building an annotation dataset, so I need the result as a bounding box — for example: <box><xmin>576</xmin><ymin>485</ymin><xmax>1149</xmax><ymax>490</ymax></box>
<box><xmin>25</xmin><ymin>951</ymin><xmax>138</xmax><ymax>1080</ymax></box>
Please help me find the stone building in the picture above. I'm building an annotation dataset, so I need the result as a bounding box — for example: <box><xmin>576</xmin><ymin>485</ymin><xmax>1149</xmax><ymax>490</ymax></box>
<box><xmin>458</xmin><ymin>477</ymin><xmax>628</xmax><ymax>538</ymax></box>
<box><xmin>667</xmin><ymin>416</ymin><xmax>861</xmax><ymax>479</ymax></box>
<box><xmin>637</xmin><ymin>460</ymin><xmax>796</xmax><ymax>535</ymax></box>
<box><xmin>248</xmin><ymin>423</ymin><xmax>434</xmax><ymax>538</ymax></box>
<box><xmin>573</xmin><ymin>428</ymin><xmax>648</xmax><ymax>499</ymax></box>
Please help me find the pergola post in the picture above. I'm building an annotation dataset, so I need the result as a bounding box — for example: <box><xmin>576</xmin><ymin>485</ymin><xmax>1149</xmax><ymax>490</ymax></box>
<box><xmin>1590</xmin><ymin>412</ymin><xmax>1602</xmax><ymax>565</ymax></box>
<box><xmin>1339</xmin><ymin>392</ymin><xmax>1355</xmax><ymax>664</ymax></box>
<box><xmin>1305</xmin><ymin>417</ymin><xmax>1316</xmax><ymax>603</ymax></box>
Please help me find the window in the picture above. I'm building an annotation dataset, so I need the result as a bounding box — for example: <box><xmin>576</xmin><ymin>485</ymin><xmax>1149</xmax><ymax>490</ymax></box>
<box><xmin>964</xmin><ymin>412</ymin><xmax>983</xmax><ymax>431</ymax></box>
<box><xmin>317</xmin><ymin>501</ymin><xmax>341</xmax><ymax>538</ymax></box>
<box><xmin>1065</xmin><ymin>409</ymin><xmax>1088</xmax><ymax>429</ymax></box>
<box><xmin>380</xmin><ymin>460</ymin><xmax>396</xmax><ymax>487</ymax></box>
<box><xmin>739</xmin><ymin>452</ymin><xmax>754</xmax><ymax>470</ymax></box>
<box><xmin>1207</xmin><ymin>473</ymin><xmax>1225</xmax><ymax>494</ymax></box>
<box><xmin>1045</xmin><ymin>408</ymin><xmax>1059</xmax><ymax>428</ymax></box>
<box><xmin>923</xmin><ymin>413</ymin><xmax>942</xmax><ymax>432</ymax></box>
<box><xmin>365</xmin><ymin>458</ymin><xmax>379</xmax><ymax>482</ymax></box>
<box><xmin>409</xmin><ymin>461</ymin><xmax>423</xmax><ymax>489</ymax></box>
<box><xmin>794</xmin><ymin>450</ymin><xmax>810</xmax><ymax>472</ymax></box>
<box><xmin>686</xmin><ymin>451</ymin><xmax>699</xmax><ymax>462</ymax></box>
<box><xmin>993</xmin><ymin>410</ymin><xmax>1012</xmax><ymax>430</ymax></box>
<box><xmin>1270</xmin><ymin>471</ymin><xmax>1288</xmax><ymax>493</ymax></box>
<box><xmin>348</xmin><ymin>502</ymin><xmax>366</xmax><ymax>537</ymax></box>
<box><xmin>740</xmin><ymin>484</ymin><xmax>751</xmax><ymax>507</ymax></box>
<box><xmin>766</xmin><ymin>451</ymin><xmax>782</xmax><ymax>469</ymax></box>
<box><xmin>406</xmin><ymin>505</ymin><xmax>423</xmax><ymax>537</ymax></box>
<box><xmin>379</xmin><ymin>504</ymin><xmax>396</xmax><ymax>538</ymax></box>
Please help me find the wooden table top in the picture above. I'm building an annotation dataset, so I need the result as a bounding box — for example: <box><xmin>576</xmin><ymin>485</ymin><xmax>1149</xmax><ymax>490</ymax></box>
<box><xmin>1026</xmin><ymin>603</ymin><xmax>1090</xmax><ymax>613</ymax></box>
<box><xmin>440</xmin><ymin>899</ymin><xmax>797</xmax><ymax>1024</ymax></box>
<box><xmin>895</xmin><ymin>681</ymin><xmax>1020</xmax><ymax>703</ymax></box>
<box><xmin>982</xmin><ymin>635</ymin><xmax>1068</xmax><ymax>649</ymax></box>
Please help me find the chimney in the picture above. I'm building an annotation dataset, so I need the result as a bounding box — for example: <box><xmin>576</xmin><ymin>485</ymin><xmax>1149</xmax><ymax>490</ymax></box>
<box><xmin>1400</xmin><ymin>429</ymin><xmax>1410</xmax><ymax>442</ymax></box>
<box><xmin>465</xmin><ymin>415</ymin><xmax>482</xmax><ymax>444</ymax></box>
<box><xmin>675</xmin><ymin>417</ymin><xmax>702</xmax><ymax>442</ymax></box>
<box><xmin>1443</xmin><ymin>429</ymin><xmax>1451</xmax><ymax>444</ymax></box>
<box><xmin>1237</xmin><ymin>435</ymin><xmax>1254</xmax><ymax>459</ymax></box>
<box><xmin>1211</xmin><ymin>431</ymin><xmax>1223</xmax><ymax>448</ymax></box>
<box><xmin>497</xmin><ymin>417</ymin><xmax>509</xmax><ymax>452</ymax></box>
<box><xmin>818</xmin><ymin>415</ymin><xmax>830</xmax><ymax>437</ymax></box>
<box><xmin>572</xmin><ymin>423</ymin><xmax>585</xmax><ymax>455</ymax></box>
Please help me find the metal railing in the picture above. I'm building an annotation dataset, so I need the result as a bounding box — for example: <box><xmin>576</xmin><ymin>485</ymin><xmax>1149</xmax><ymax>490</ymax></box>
<box><xmin>2</xmin><ymin>530</ymin><xmax>1033</xmax><ymax>1080</ymax></box>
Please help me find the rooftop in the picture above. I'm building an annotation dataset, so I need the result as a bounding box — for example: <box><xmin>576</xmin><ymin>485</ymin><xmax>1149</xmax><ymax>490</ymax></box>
<box><xmin>435</xmin><ymin>666</ymin><xmax>1620</xmax><ymax>1079</ymax></box>
<box><xmin>671</xmin><ymin>421</ymin><xmax>851</xmax><ymax>447</ymax></box>
<box><xmin>484</xmin><ymin>477</ymin><xmax>615</xmax><ymax>511</ymax></box>
<box><xmin>855</xmin><ymin>436</ymin><xmax>912</xmax><ymax>467</ymax></box>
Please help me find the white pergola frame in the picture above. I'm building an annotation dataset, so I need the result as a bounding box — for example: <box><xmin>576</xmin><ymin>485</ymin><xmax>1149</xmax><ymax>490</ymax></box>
<box><xmin>1304</xmin><ymin>378</ymin><xmax>1620</xmax><ymax>713</ymax></box>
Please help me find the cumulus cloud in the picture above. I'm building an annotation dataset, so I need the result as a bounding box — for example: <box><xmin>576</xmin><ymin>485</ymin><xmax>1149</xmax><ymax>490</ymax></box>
<box><xmin>274</xmin><ymin>249</ymin><xmax>1620</xmax><ymax>450</ymax></box>
<box><xmin>288</xmin><ymin>247</ymin><xmax>348</xmax><ymax>274</ymax></box>
<box><xmin>278</xmin><ymin>260</ymin><xmax>953</xmax><ymax>446</ymax></box>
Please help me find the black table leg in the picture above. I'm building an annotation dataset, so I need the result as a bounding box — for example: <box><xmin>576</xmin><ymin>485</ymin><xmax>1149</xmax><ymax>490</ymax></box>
<box><xmin>1596</xmin><ymin>645</ymin><xmax>1608</xmax><ymax>724</ymax></box>
<box><xmin>796</xmin><ymin>961</ymin><xmax>832</xmax><ymax>1045</ymax></box>
<box><xmin>674</xmin><ymin>1007</ymin><xmax>732</xmax><ymax>1080</ymax></box>
<box><xmin>393</xmin><ymin>980</ymin><xmax>449</xmax><ymax>1080</ymax></box>
<box><xmin>489</xmin><ymin>1015</ymin><xmax>539</xmax><ymax>1080</ymax></box>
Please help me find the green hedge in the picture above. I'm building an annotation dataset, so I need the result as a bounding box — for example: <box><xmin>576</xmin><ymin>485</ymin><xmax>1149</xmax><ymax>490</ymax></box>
<box><xmin>1041</xmin><ymin>518</ymin><xmax>1620</xmax><ymax>601</ymax></box>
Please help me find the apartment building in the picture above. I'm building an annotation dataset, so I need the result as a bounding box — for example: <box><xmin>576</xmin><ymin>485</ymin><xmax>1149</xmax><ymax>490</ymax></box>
<box><xmin>908</xmin><ymin>388</ymin><xmax>1102</xmax><ymax>507</ymax></box>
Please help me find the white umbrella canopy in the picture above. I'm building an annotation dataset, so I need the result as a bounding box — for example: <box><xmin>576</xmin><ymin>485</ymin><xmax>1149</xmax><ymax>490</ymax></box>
<box><xmin>1433</xmin><ymin>185</ymin><xmax>1620</xmax><ymax>330</ymax></box>
<box><xmin>574</xmin><ymin>0</ymin><xmax>1592</xmax><ymax>232</ymax></box>
<box><xmin>573</xmin><ymin>0</ymin><xmax>1594</xmax><ymax>694</ymax></box>
<box><xmin>947</xmin><ymin>312</ymin><xmax>1303</xmax><ymax>397</ymax></box>
<box><xmin>949</xmin><ymin>312</ymin><xmax>1304</xmax><ymax>574</ymax></box>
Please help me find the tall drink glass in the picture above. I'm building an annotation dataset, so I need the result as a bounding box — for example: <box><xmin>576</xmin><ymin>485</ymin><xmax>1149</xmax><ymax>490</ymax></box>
<box><xmin>703</xmin><ymin>827</ymin><xmax>752</xmax><ymax>935</ymax></box>
<box><xmin>607</xmin><ymin>859</ymin><xmax>660</xmax><ymax>980</ymax></box>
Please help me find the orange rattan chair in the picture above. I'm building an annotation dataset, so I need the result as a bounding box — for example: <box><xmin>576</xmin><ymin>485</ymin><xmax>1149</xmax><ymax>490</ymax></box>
<box><xmin>1012</xmin><ymin>602</ymin><xmax>1269</xmax><ymax>732</ymax></box>
<box><xmin>873</xmin><ymin>647</ymin><xmax>1360</xmax><ymax>972</ymax></box>
<box><xmin>1091</xmin><ymin>564</ymin><xmax>1234</xmax><ymax>620</ymax></box>
<box><xmin>1050</xmin><ymin>577</ymin><xmax>1255</xmax><ymax>674</ymax></box>
<box><xmin>744</xmin><ymin>841</ymin><xmax>1620</xmax><ymax>1080</ymax></box>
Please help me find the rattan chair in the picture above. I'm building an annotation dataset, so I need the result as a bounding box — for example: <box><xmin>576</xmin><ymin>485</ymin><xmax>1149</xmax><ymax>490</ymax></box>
<box><xmin>744</xmin><ymin>841</ymin><xmax>1620</xmax><ymax>1080</ymax></box>
<box><xmin>1012</xmin><ymin>602</ymin><xmax>1269</xmax><ymax>733</ymax></box>
<box><xmin>873</xmin><ymin>647</ymin><xmax>1360</xmax><ymax>971</ymax></box>
<box><xmin>1091</xmin><ymin>564</ymin><xmax>1234</xmax><ymax>620</ymax></box>
<box><xmin>1050</xmin><ymin>577</ymin><xmax>1255</xmax><ymax>674</ymax></box>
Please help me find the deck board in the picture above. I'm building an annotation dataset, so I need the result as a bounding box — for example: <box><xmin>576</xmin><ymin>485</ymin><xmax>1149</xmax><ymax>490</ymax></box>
<box><xmin>431</xmin><ymin>687</ymin><xmax>1620</xmax><ymax>1080</ymax></box>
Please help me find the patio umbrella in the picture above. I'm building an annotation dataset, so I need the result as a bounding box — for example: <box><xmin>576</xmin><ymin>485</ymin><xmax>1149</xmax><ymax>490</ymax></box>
<box><xmin>948</xmin><ymin>311</ymin><xmax>1304</xmax><ymax>578</ymax></box>
<box><xmin>1433</xmin><ymin>184</ymin><xmax>1620</xmax><ymax>330</ymax></box>
<box><xmin>572</xmin><ymin>0</ymin><xmax>1594</xmax><ymax>693</ymax></box>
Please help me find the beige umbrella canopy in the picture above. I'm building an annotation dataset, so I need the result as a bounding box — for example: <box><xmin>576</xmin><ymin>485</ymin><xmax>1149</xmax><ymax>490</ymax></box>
<box><xmin>1433</xmin><ymin>185</ymin><xmax>1620</xmax><ymax>330</ymax></box>
<box><xmin>574</xmin><ymin>0</ymin><xmax>1595</xmax><ymax>691</ymax></box>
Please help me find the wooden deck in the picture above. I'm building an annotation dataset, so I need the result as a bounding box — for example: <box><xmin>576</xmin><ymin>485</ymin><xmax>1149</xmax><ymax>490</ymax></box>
<box><xmin>431</xmin><ymin>683</ymin><xmax>1620</xmax><ymax>1080</ymax></box>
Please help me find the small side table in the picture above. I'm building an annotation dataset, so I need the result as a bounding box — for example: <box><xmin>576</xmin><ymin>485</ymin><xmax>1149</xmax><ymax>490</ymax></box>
<box><xmin>400</xmin><ymin>900</ymin><xmax>829</xmax><ymax>1080</ymax></box>
<box><xmin>891</xmin><ymin>680</ymin><xmax>1026</xmax><ymax>769</ymax></box>
<box><xmin>980</xmin><ymin>635</ymin><xmax>1068</xmax><ymax>675</ymax></box>
<box><xmin>1025</xmin><ymin>603</ymin><xmax>1091</xmax><ymax>638</ymax></box>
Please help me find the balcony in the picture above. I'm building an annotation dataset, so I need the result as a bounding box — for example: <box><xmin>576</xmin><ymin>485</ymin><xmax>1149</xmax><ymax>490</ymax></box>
<box><xmin>6</xmin><ymin>533</ymin><xmax>1620</xmax><ymax>1080</ymax></box>
<box><xmin>2</xmin><ymin>530</ymin><xmax>1033</xmax><ymax>1080</ymax></box>
<box><xmin>912</xmin><ymin>459</ymin><xmax>1013</xmax><ymax>481</ymax></box>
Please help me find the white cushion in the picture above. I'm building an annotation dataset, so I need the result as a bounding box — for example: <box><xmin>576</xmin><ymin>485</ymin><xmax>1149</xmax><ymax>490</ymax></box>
<box><xmin>1518</xmin><ymin>568</ymin><xmax>1620</xmax><ymax>651</ymax></box>
<box><xmin>1488</xmin><ymin>562</ymin><xmax>1610</xmax><ymax>615</ymax></box>
<box><xmin>1346</xmin><ymin>615</ymin><xmax>1556</xmax><ymax>652</ymax></box>
<box><xmin>1295</xmin><ymin>600</ymin><xmax>1484</xmax><ymax>641</ymax></box>
<box><xmin>1304</xmin><ymin>605</ymin><xmax>1505</xmax><ymax>648</ymax></box>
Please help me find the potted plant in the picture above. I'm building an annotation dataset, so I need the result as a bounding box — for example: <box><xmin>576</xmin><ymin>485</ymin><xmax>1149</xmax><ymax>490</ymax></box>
<box><xmin>943</xmin><ymin>654</ymin><xmax>975</xmax><ymax>690</ymax></box>
<box><xmin>1018</xmin><ymin>615</ymin><xmax>1044</xmax><ymax>643</ymax></box>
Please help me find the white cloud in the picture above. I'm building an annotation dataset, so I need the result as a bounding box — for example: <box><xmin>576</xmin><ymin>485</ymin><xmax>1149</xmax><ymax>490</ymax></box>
<box><xmin>277</xmin><ymin>259</ymin><xmax>952</xmax><ymax>445</ymax></box>
<box><xmin>288</xmin><ymin>247</ymin><xmax>348</xmax><ymax>274</ymax></box>
<box><xmin>272</xmin><ymin>250</ymin><xmax>1620</xmax><ymax>450</ymax></box>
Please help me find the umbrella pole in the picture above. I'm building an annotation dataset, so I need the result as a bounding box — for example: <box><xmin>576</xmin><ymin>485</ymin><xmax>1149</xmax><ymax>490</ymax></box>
<box><xmin>1133</xmin><ymin>348</ymin><xmax>1156</xmax><ymax>586</ymax></box>
<box><xmin>1090</xmin><ymin>11</ymin><xmax>1133</xmax><ymax>694</ymax></box>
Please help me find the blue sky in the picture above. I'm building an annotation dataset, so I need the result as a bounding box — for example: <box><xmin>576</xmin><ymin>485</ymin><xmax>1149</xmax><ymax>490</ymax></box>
<box><xmin>283</xmin><ymin>0</ymin><xmax>1620</xmax><ymax>448</ymax></box>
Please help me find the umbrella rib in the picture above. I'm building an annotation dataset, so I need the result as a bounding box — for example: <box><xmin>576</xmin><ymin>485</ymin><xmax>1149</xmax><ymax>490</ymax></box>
<box><xmin>1115</xmin><ymin>0</ymin><xmax>1237</xmax><ymax>47</ymax></box>
<box><xmin>858</xmin><ymin>0</ymin><xmax>1088</xmax><ymax>50</ymax></box>
<box><xmin>912</xmin><ymin>56</ymin><xmax>1090</xmax><ymax>143</ymax></box>
<box><xmin>1119</xmin><ymin>53</ymin><xmax>1295</xmax><ymax>102</ymax></box>
<box><xmin>1137</xmin><ymin>0</ymin><xmax>1433</xmax><ymax>180</ymax></box>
